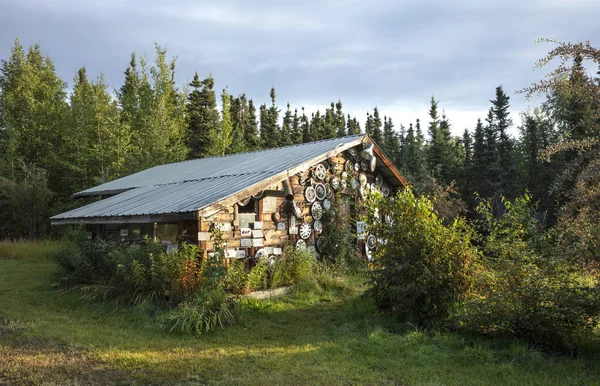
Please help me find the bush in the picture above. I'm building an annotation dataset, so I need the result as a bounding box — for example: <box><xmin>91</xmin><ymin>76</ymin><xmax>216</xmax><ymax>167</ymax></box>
<box><xmin>270</xmin><ymin>246</ymin><xmax>316</xmax><ymax>288</ymax></box>
<box><xmin>454</xmin><ymin>195</ymin><xmax>600</xmax><ymax>351</ymax></box>
<box><xmin>224</xmin><ymin>259</ymin><xmax>249</xmax><ymax>295</ymax></box>
<box><xmin>318</xmin><ymin>199</ymin><xmax>362</xmax><ymax>269</ymax></box>
<box><xmin>247</xmin><ymin>257</ymin><xmax>270</xmax><ymax>291</ymax></box>
<box><xmin>52</xmin><ymin>230</ymin><xmax>210</xmax><ymax>306</ymax></box>
<box><xmin>365</xmin><ymin>188</ymin><xmax>481</xmax><ymax>325</ymax></box>
<box><xmin>246</xmin><ymin>247</ymin><xmax>317</xmax><ymax>291</ymax></box>
<box><xmin>161</xmin><ymin>287</ymin><xmax>237</xmax><ymax>336</ymax></box>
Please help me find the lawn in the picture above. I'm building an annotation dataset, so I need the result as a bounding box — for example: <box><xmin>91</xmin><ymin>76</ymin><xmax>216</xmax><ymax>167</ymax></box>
<box><xmin>1</xmin><ymin>241</ymin><xmax>599</xmax><ymax>385</ymax></box>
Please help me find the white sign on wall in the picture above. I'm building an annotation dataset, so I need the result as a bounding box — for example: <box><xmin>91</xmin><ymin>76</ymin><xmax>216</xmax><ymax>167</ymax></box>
<box><xmin>263</xmin><ymin>196</ymin><xmax>277</xmax><ymax>213</ymax></box>
<box><xmin>198</xmin><ymin>232</ymin><xmax>212</xmax><ymax>241</ymax></box>
<box><xmin>217</xmin><ymin>223</ymin><xmax>232</xmax><ymax>232</ymax></box>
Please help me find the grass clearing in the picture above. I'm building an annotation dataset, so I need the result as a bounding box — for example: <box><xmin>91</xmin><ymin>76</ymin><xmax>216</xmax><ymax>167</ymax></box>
<box><xmin>1</xmin><ymin>241</ymin><xmax>599</xmax><ymax>385</ymax></box>
<box><xmin>0</xmin><ymin>239</ymin><xmax>66</xmax><ymax>261</ymax></box>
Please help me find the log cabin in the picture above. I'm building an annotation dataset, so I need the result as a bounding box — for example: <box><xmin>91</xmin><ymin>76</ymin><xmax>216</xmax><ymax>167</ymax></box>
<box><xmin>51</xmin><ymin>134</ymin><xmax>407</xmax><ymax>263</ymax></box>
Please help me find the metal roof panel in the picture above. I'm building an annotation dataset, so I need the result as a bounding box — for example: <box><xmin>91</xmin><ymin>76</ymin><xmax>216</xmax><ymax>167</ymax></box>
<box><xmin>74</xmin><ymin>135</ymin><xmax>365</xmax><ymax>197</ymax></box>
<box><xmin>52</xmin><ymin>135</ymin><xmax>367</xmax><ymax>221</ymax></box>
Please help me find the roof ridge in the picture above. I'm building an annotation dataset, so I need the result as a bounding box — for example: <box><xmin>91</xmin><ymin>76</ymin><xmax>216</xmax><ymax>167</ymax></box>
<box><xmin>150</xmin><ymin>134</ymin><xmax>365</xmax><ymax>168</ymax></box>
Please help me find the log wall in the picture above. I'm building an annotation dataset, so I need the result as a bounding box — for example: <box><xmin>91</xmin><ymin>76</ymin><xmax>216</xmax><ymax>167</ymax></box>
<box><xmin>199</xmin><ymin>144</ymin><xmax>397</xmax><ymax>261</ymax></box>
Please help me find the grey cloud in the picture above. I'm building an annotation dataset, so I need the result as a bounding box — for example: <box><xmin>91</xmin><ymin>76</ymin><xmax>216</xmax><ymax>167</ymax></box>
<box><xmin>0</xmin><ymin>0</ymin><xmax>598</xmax><ymax>133</ymax></box>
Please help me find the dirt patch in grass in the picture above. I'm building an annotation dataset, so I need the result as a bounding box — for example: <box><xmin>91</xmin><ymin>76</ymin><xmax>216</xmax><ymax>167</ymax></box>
<box><xmin>0</xmin><ymin>316</ymin><xmax>139</xmax><ymax>385</ymax></box>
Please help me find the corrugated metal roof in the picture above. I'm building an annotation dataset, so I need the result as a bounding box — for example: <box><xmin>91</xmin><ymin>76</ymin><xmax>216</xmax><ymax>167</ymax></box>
<box><xmin>74</xmin><ymin>134</ymin><xmax>365</xmax><ymax>198</ymax></box>
<box><xmin>52</xmin><ymin>173</ymin><xmax>271</xmax><ymax>220</ymax></box>
<box><xmin>52</xmin><ymin>135</ymin><xmax>366</xmax><ymax>221</ymax></box>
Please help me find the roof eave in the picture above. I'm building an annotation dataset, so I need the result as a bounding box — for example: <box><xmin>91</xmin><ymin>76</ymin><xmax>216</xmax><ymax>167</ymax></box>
<box><xmin>50</xmin><ymin>211</ymin><xmax>197</xmax><ymax>225</ymax></box>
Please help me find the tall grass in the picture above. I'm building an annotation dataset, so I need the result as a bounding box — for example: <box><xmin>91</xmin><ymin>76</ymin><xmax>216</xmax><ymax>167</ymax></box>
<box><xmin>0</xmin><ymin>240</ymin><xmax>67</xmax><ymax>261</ymax></box>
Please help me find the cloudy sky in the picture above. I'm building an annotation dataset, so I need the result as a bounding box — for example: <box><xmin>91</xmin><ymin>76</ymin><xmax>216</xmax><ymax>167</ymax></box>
<box><xmin>0</xmin><ymin>0</ymin><xmax>598</xmax><ymax>136</ymax></box>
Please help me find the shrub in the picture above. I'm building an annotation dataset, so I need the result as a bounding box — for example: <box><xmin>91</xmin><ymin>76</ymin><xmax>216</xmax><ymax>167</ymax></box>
<box><xmin>247</xmin><ymin>257</ymin><xmax>269</xmax><ymax>291</ymax></box>
<box><xmin>224</xmin><ymin>259</ymin><xmax>249</xmax><ymax>295</ymax></box>
<box><xmin>365</xmin><ymin>188</ymin><xmax>481</xmax><ymax>325</ymax></box>
<box><xmin>52</xmin><ymin>230</ymin><xmax>207</xmax><ymax>306</ymax></box>
<box><xmin>246</xmin><ymin>247</ymin><xmax>317</xmax><ymax>291</ymax></box>
<box><xmin>52</xmin><ymin>230</ymin><xmax>120</xmax><ymax>287</ymax></box>
<box><xmin>454</xmin><ymin>194</ymin><xmax>600</xmax><ymax>351</ymax></box>
<box><xmin>161</xmin><ymin>287</ymin><xmax>237</xmax><ymax>336</ymax></box>
<box><xmin>270</xmin><ymin>246</ymin><xmax>316</xmax><ymax>288</ymax></box>
<box><xmin>318</xmin><ymin>199</ymin><xmax>362</xmax><ymax>269</ymax></box>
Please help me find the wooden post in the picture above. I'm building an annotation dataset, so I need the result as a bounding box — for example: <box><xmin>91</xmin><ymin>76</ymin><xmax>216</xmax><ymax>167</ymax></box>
<box><xmin>233</xmin><ymin>203</ymin><xmax>239</xmax><ymax>231</ymax></box>
<box><xmin>198</xmin><ymin>217</ymin><xmax>208</xmax><ymax>261</ymax></box>
<box><xmin>257</xmin><ymin>199</ymin><xmax>263</xmax><ymax>221</ymax></box>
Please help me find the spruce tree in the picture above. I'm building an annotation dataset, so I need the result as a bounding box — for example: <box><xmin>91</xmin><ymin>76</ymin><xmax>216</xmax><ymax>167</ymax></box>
<box><xmin>371</xmin><ymin>107</ymin><xmax>383</xmax><ymax>145</ymax></box>
<box><xmin>396</xmin><ymin>124</ymin><xmax>406</xmax><ymax>168</ymax></box>
<box><xmin>402</xmin><ymin>123</ymin><xmax>416</xmax><ymax>177</ymax></box>
<box><xmin>440</xmin><ymin>112</ymin><xmax>462</xmax><ymax>183</ymax></box>
<box><xmin>471</xmin><ymin>118</ymin><xmax>487</xmax><ymax>197</ymax></box>
<box><xmin>244</xmin><ymin>99</ymin><xmax>260</xmax><ymax>150</ymax></box>
<box><xmin>491</xmin><ymin>85</ymin><xmax>516</xmax><ymax>197</ymax></box>
<box><xmin>259</xmin><ymin>103</ymin><xmax>268</xmax><ymax>147</ymax></box>
<box><xmin>402</xmin><ymin>121</ymin><xmax>427</xmax><ymax>190</ymax></box>
<box><xmin>209</xmin><ymin>88</ymin><xmax>233</xmax><ymax>156</ymax></box>
<box><xmin>280</xmin><ymin>103</ymin><xmax>293</xmax><ymax>146</ymax></box>
<box><xmin>186</xmin><ymin>73</ymin><xmax>219</xmax><ymax>159</ymax></box>
<box><xmin>291</xmin><ymin>108</ymin><xmax>302</xmax><ymax>144</ymax></box>
<box><xmin>335</xmin><ymin>100</ymin><xmax>346</xmax><ymax>137</ymax></box>
<box><xmin>309</xmin><ymin>110</ymin><xmax>324</xmax><ymax>141</ymax></box>
<box><xmin>345</xmin><ymin>114</ymin><xmax>353</xmax><ymax>136</ymax></box>
<box><xmin>565</xmin><ymin>53</ymin><xmax>593</xmax><ymax>141</ymax></box>
<box><xmin>228</xmin><ymin>94</ymin><xmax>246</xmax><ymax>154</ymax></box>
<box><xmin>482</xmin><ymin>108</ymin><xmax>499</xmax><ymax>197</ymax></box>
<box><xmin>542</xmin><ymin>53</ymin><xmax>596</xmax><ymax>207</ymax></box>
<box><xmin>346</xmin><ymin>115</ymin><xmax>361</xmax><ymax>135</ymax></box>
<box><xmin>460</xmin><ymin>128</ymin><xmax>473</xmax><ymax>202</ymax></box>
<box><xmin>259</xmin><ymin>87</ymin><xmax>280</xmax><ymax>148</ymax></box>
<box><xmin>65</xmin><ymin>67</ymin><xmax>94</xmax><ymax>188</ymax></box>
<box><xmin>364</xmin><ymin>111</ymin><xmax>373</xmax><ymax>137</ymax></box>
<box><xmin>382</xmin><ymin>116</ymin><xmax>400</xmax><ymax>162</ymax></box>
<box><xmin>300</xmin><ymin>107</ymin><xmax>310</xmax><ymax>143</ymax></box>
<box><xmin>426</xmin><ymin>98</ymin><xmax>459</xmax><ymax>184</ymax></box>
<box><xmin>426</xmin><ymin>96</ymin><xmax>442</xmax><ymax>174</ymax></box>
<box><xmin>519</xmin><ymin>109</ymin><xmax>556</xmax><ymax>216</ymax></box>
<box><xmin>462</xmin><ymin>129</ymin><xmax>472</xmax><ymax>171</ymax></box>
<box><xmin>118</xmin><ymin>53</ymin><xmax>140</xmax><ymax>128</ymax></box>
<box><xmin>323</xmin><ymin>102</ymin><xmax>337</xmax><ymax>139</ymax></box>
<box><xmin>415</xmin><ymin>119</ymin><xmax>427</xmax><ymax>181</ymax></box>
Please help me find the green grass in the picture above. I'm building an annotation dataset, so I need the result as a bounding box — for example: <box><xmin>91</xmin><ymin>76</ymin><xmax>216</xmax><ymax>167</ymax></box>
<box><xmin>1</xmin><ymin>241</ymin><xmax>600</xmax><ymax>385</ymax></box>
<box><xmin>0</xmin><ymin>239</ymin><xmax>67</xmax><ymax>261</ymax></box>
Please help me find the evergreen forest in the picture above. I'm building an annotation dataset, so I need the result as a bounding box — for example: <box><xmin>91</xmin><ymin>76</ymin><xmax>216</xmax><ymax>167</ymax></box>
<box><xmin>0</xmin><ymin>38</ymin><xmax>599</xmax><ymax>241</ymax></box>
